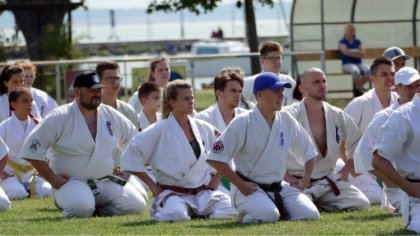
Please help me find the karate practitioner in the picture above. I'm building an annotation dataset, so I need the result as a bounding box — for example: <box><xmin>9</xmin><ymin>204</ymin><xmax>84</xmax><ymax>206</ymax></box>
<box><xmin>121</xmin><ymin>80</ymin><xmax>237</xmax><ymax>222</ymax></box>
<box><xmin>15</xmin><ymin>61</ymin><xmax>59</xmax><ymax>117</ymax></box>
<box><xmin>242</xmin><ymin>41</ymin><xmax>296</xmax><ymax>106</ymax></box>
<box><xmin>20</xmin><ymin>72</ymin><xmax>146</xmax><ymax>218</ymax></box>
<box><xmin>372</xmin><ymin>93</ymin><xmax>420</xmax><ymax>234</ymax></box>
<box><xmin>195</xmin><ymin>67</ymin><xmax>247</xmax><ymax>132</ymax></box>
<box><xmin>137</xmin><ymin>82</ymin><xmax>162</xmax><ymax>130</ymax></box>
<box><xmin>284</xmin><ymin>68</ymin><xmax>369</xmax><ymax>211</ymax></box>
<box><xmin>0</xmin><ymin>137</ymin><xmax>11</xmax><ymax>211</ymax></box>
<box><xmin>344</xmin><ymin>57</ymin><xmax>398</xmax><ymax>204</ymax></box>
<box><xmin>195</xmin><ymin>67</ymin><xmax>247</xmax><ymax>193</ymax></box>
<box><xmin>207</xmin><ymin>72</ymin><xmax>320</xmax><ymax>223</ymax></box>
<box><xmin>0</xmin><ymin>65</ymin><xmax>40</xmax><ymax>123</ymax></box>
<box><xmin>355</xmin><ymin>67</ymin><xmax>420</xmax><ymax>212</ymax></box>
<box><xmin>0</xmin><ymin>88</ymin><xmax>52</xmax><ymax>199</ymax></box>
<box><xmin>128</xmin><ymin>56</ymin><xmax>171</xmax><ymax>114</ymax></box>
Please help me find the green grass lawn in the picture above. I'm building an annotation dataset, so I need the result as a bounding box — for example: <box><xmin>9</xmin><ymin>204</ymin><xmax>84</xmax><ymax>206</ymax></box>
<box><xmin>0</xmin><ymin>196</ymin><xmax>413</xmax><ymax>235</ymax></box>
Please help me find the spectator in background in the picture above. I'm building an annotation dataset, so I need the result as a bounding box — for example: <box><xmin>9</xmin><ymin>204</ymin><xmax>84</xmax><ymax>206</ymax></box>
<box><xmin>339</xmin><ymin>24</ymin><xmax>370</xmax><ymax>97</ymax></box>
<box><xmin>383</xmin><ymin>46</ymin><xmax>410</xmax><ymax>72</ymax></box>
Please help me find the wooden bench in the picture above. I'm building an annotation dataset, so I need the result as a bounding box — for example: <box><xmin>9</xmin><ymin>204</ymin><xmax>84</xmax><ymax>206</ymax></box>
<box><xmin>293</xmin><ymin>47</ymin><xmax>420</xmax><ymax>98</ymax></box>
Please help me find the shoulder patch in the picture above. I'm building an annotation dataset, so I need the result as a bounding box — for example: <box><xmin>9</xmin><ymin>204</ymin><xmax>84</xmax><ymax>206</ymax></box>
<box><xmin>212</xmin><ymin>141</ymin><xmax>224</xmax><ymax>154</ymax></box>
<box><xmin>29</xmin><ymin>139</ymin><xmax>41</xmax><ymax>152</ymax></box>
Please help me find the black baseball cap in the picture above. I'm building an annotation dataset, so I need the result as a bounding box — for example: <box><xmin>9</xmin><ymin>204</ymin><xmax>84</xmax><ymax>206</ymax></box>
<box><xmin>73</xmin><ymin>71</ymin><xmax>107</xmax><ymax>89</ymax></box>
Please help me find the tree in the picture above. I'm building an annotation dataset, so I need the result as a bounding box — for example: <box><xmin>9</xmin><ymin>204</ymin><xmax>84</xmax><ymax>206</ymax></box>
<box><xmin>147</xmin><ymin>0</ymin><xmax>275</xmax><ymax>75</ymax></box>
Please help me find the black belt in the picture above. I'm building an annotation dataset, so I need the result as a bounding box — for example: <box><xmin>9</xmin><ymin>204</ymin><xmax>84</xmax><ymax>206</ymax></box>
<box><xmin>236</xmin><ymin>171</ymin><xmax>288</xmax><ymax>220</ymax></box>
<box><xmin>406</xmin><ymin>178</ymin><xmax>420</xmax><ymax>183</ymax></box>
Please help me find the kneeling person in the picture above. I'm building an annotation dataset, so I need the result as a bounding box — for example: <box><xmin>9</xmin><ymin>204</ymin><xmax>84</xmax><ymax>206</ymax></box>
<box><xmin>20</xmin><ymin>72</ymin><xmax>146</xmax><ymax>218</ymax></box>
<box><xmin>207</xmin><ymin>72</ymin><xmax>320</xmax><ymax>223</ymax></box>
<box><xmin>284</xmin><ymin>68</ymin><xmax>369</xmax><ymax>211</ymax></box>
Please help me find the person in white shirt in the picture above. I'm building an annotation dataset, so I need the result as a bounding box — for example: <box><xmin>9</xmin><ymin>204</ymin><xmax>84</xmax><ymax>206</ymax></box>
<box><xmin>0</xmin><ymin>137</ymin><xmax>11</xmax><ymax>211</ymax></box>
<box><xmin>15</xmin><ymin>61</ymin><xmax>58</xmax><ymax>118</ymax></box>
<box><xmin>373</xmin><ymin>93</ymin><xmax>420</xmax><ymax>234</ymax></box>
<box><xmin>344</xmin><ymin>57</ymin><xmax>398</xmax><ymax>205</ymax></box>
<box><xmin>0</xmin><ymin>88</ymin><xmax>52</xmax><ymax>199</ymax></box>
<box><xmin>207</xmin><ymin>72</ymin><xmax>320</xmax><ymax>223</ymax></box>
<box><xmin>0</xmin><ymin>65</ymin><xmax>40</xmax><ymax>123</ymax></box>
<box><xmin>122</xmin><ymin>80</ymin><xmax>237</xmax><ymax>221</ymax></box>
<box><xmin>355</xmin><ymin>67</ymin><xmax>420</xmax><ymax>213</ymax></box>
<box><xmin>284</xmin><ymin>68</ymin><xmax>369</xmax><ymax>211</ymax></box>
<box><xmin>242</xmin><ymin>41</ymin><xmax>296</xmax><ymax>106</ymax></box>
<box><xmin>137</xmin><ymin>82</ymin><xmax>162</xmax><ymax>131</ymax></box>
<box><xmin>20</xmin><ymin>72</ymin><xmax>146</xmax><ymax>218</ymax></box>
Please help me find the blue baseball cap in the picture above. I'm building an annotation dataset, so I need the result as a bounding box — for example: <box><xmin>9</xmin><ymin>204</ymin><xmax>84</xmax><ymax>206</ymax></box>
<box><xmin>253</xmin><ymin>72</ymin><xmax>292</xmax><ymax>95</ymax></box>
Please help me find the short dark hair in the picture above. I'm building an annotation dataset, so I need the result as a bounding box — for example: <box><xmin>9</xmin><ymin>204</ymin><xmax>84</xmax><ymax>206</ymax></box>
<box><xmin>213</xmin><ymin>68</ymin><xmax>244</xmax><ymax>100</ymax></box>
<box><xmin>95</xmin><ymin>61</ymin><xmax>119</xmax><ymax>78</ymax></box>
<box><xmin>259</xmin><ymin>41</ymin><xmax>282</xmax><ymax>57</ymax></box>
<box><xmin>0</xmin><ymin>65</ymin><xmax>23</xmax><ymax>95</ymax></box>
<box><xmin>8</xmin><ymin>87</ymin><xmax>31</xmax><ymax>111</ymax></box>
<box><xmin>370</xmin><ymin>57</ymin><xmax>392</xmax><ymax>75</ymax></box>
<box><xmin>138</xmin><ymin>82</ymin><xmax>161</xmax><ymax>100</ymax></box>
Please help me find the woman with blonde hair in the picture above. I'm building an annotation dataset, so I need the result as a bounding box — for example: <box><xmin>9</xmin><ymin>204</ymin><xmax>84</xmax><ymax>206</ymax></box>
<box><xmin>121</xmin><ymin>80</ymin><xmax>237</xmax><ymax>221</ymax></box>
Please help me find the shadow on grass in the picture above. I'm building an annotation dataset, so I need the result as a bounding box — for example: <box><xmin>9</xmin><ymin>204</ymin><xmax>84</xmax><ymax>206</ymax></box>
<box><xmin>343</xmin><ymin>212</ymin><xmax>399</xmax><ymax>221</ymax></box>
<box><xmin>379</xmin><ymin>228</ymin><xmax>415</xmax><ymax>235</ymax></box>
<box><xmin>188</xmin><ymin>221</ymin><xmax>267</xmax><ymax>229</ymax></box>
<box><xmin>122</xmin><ymin>220</ymin><xmax>159</xmax><ymax>227</ymax></box>
<box><xmin>2</xmin><ymin>216</ymin><xmax>65</xmax><ymax>223</ymax></box>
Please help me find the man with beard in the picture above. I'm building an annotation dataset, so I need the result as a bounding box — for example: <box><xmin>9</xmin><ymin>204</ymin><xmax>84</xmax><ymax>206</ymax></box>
<box><xmin>284</xmin><ymin>68</ymin><xmax>370</xmax><ymax>211</ymax></box>
<box><xmin>20</xmin><ymin>72</ymin><xmax>146</xmax><ymax>218</ymax></box>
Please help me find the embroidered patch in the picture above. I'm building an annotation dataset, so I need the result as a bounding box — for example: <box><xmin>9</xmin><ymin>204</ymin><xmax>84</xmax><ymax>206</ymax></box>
<box><xmin>212</xmin><ymin>141</ymin><xmax>224</xmax><ymax>154</ymax></box>
<box><xmin>29</xmin><ymin>139</ymin><xmax>41</xmax><ymax>152</ymax></box>
<box><xmin>106</xmin><ymin>121</ymin><xmax>113</xmax><ymax>137</ymax></box>
<box><xmin>335</xmin><ymin>126</ymin><xmax>340</xmax><ymax>144</ymax></box>
<box><xmin>214</xmin><ymin>130</ymin><xmax>221</xmax><ymax>137</ymax></box>
<box><xmin>280</xmin><ymin>132</ymin><xmax>284</xmax><ymax>147</ymax></box>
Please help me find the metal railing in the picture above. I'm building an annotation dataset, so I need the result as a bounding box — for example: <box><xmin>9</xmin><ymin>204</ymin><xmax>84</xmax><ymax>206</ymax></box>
<box><xmin>1</xmin><ymin>50</ymin><xmax>325</xmax><ymax>104</ymax></box>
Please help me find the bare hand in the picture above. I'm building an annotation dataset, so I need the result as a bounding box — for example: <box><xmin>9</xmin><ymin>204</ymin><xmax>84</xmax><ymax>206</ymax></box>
<box><xmin>208</xmin><ymin>177</ymin><xmax>220</xmax><ymax>190</ymax></box>
<box><xmin>295</xmin><ymin>179</ymin><xmax>310</xmax><ymax>191</ymax></box>
<box><xmin>338</xmin><ymin>170</ymin><xmax>349</xmax><ymax>182</ymax></box>
<box><xmin>50</xmin><ymin>175</ymin><xmax>69</xmax><ymax>189</ymax></box>
<box><xmin>238</xmin><ymin>181</ymin><xmax>258</xmax><ymax>196</ymax></box>
<box><xmin>116</xmin><ymin>171</ymin><xmax>130</xmax><ymax>180</ymax></box>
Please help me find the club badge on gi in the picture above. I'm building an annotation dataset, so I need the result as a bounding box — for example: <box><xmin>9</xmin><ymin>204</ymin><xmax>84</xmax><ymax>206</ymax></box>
<box><xmin>29</xmin><ymin>139</ymin><xmax>41</xmax><ymax>152</ymax></box>
<box><xmin>212</xmin><ymin>140</ymin><xmax>224</xmax><ymax>154</ymax></box>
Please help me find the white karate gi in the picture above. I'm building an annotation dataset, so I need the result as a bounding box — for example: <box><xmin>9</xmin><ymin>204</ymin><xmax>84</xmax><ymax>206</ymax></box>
<box><xmin>116</xmin><ymin>100</ymin><xmax>140</xmax><ymax>130</ymax></box>
<box><xmin>31</xmin><ymin>87</ymin><xmax>59</xmax><ymax>118</ymax></box>
<box><xmin>284</xmin><ymin>100</ymin><xmax>369</xmax><ymax>211</ymax></box>
<box><xmin>0</xmin><ymin>138</ymin><xmax>11</xmax><ymax>211</ymax></box>
<box><xmin>207</xmin><ymin>107</ymin><xmax>320</xmax><ymax>223</ymax></box>
<box><xmin>138</xmin><ymin>109</ymin><xmax>162</xmax><ymax>131</ymax></box>
<box><xmin>0</xmin><ymin>114</ymin><xmax>52</xmax><ymax>199</ymax></box>
<box><xmin>194</xmin><ymin>103</ymin><xmax>247</xmax><ymax>132</ymax></box>
<box><xmin>344</xmin><ymin>88</ymin><xmax>398</xmax><ymax>204</ymax></box>
<box><xmin>121</xmin><ymin>114</ymin><xmax>237</xmax><ymax>221</ymax></box>
<box><xmin>374</xmin><ymin>95</ymin><xmax>420</xmax><ymax>233</ymax></box>
<box><xmin>128</xmin><ymin>91</ymin><xmax>143</xmax><ymax>114</ymax></box>
<box><xmin>242</xmin><ymin>73</ymin><xmax>296</xmax><ymax>106</ymax></box>
<box><xmin>354</xmin><ymin>101</ymin><xmax>403</xmax><ymax>211</ymax></box>
<box><xmin>20</xmin><ymin>102</ymin><xmax>146</xmax><ymax>218</ymax></box>
<box><xmin>0</xmin><ymin>94</ymin><xmax>41</xmax><ymax>123</ymax></box>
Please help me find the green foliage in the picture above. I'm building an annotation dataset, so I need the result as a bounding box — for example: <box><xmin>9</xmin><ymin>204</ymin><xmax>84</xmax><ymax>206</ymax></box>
<box><xmin>0</xmin><ymin>197</ymin><xmax>413</xmax><ymax>235</ymax></box>
<box><xmin>39</xmin><ymin>24</ymin><xmax>81</xmax><ymax>60</ymax></box>
<box><xmin>146</xmin><ymin>0</ymin><xmax>275</xmax><ymax>15</ymax></box>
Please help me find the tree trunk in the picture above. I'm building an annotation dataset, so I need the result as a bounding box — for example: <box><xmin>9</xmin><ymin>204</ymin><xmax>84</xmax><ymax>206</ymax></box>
<box><xmin>7</xmin><ymin>0</ymin><xmax>69</xmax><ymax>61</ymax></box>
<box><xmin>244</xmin><ymin>0</ymin><xmax>261</xmax><ymax>75</ymax></box>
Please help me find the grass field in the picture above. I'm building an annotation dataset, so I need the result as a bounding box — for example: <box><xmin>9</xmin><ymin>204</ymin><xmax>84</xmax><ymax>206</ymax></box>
<box><xmin>0</xmin><ymin>196</ymin><xmax>413</xmax><ymax>235</ymax></box>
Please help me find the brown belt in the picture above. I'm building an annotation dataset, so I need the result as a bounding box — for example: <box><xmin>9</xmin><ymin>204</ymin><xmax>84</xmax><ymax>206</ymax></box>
<box><xmin>295</xmin><ymin>175</ymin><xmax>341</xmax><ymax>196</ymax></box>
<box><xmin>158</xmin><ymin>184</ymin><xmax>214</xmax><ymax>208</ymax></box>
<box><xmin>236</xmin><ymin>171</ymin><xmax>289</xmax><ymax>220</ymax></box>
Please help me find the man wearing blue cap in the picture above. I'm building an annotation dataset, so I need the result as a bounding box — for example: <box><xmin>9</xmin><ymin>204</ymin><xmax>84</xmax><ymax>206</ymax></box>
<box><xmin>284</xmin><ymin>68</ymin><xmax>369</xmax><ymax>212</ymax></box>
<box><xmin>207</xmin><ymin>72</ymin><xmax>320</xmax><ymax>223</ymax></box>
<box><xmin>20</xmin><ymin>71</ymin><xmax>146</xmax><ymax>218</ymax></box>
